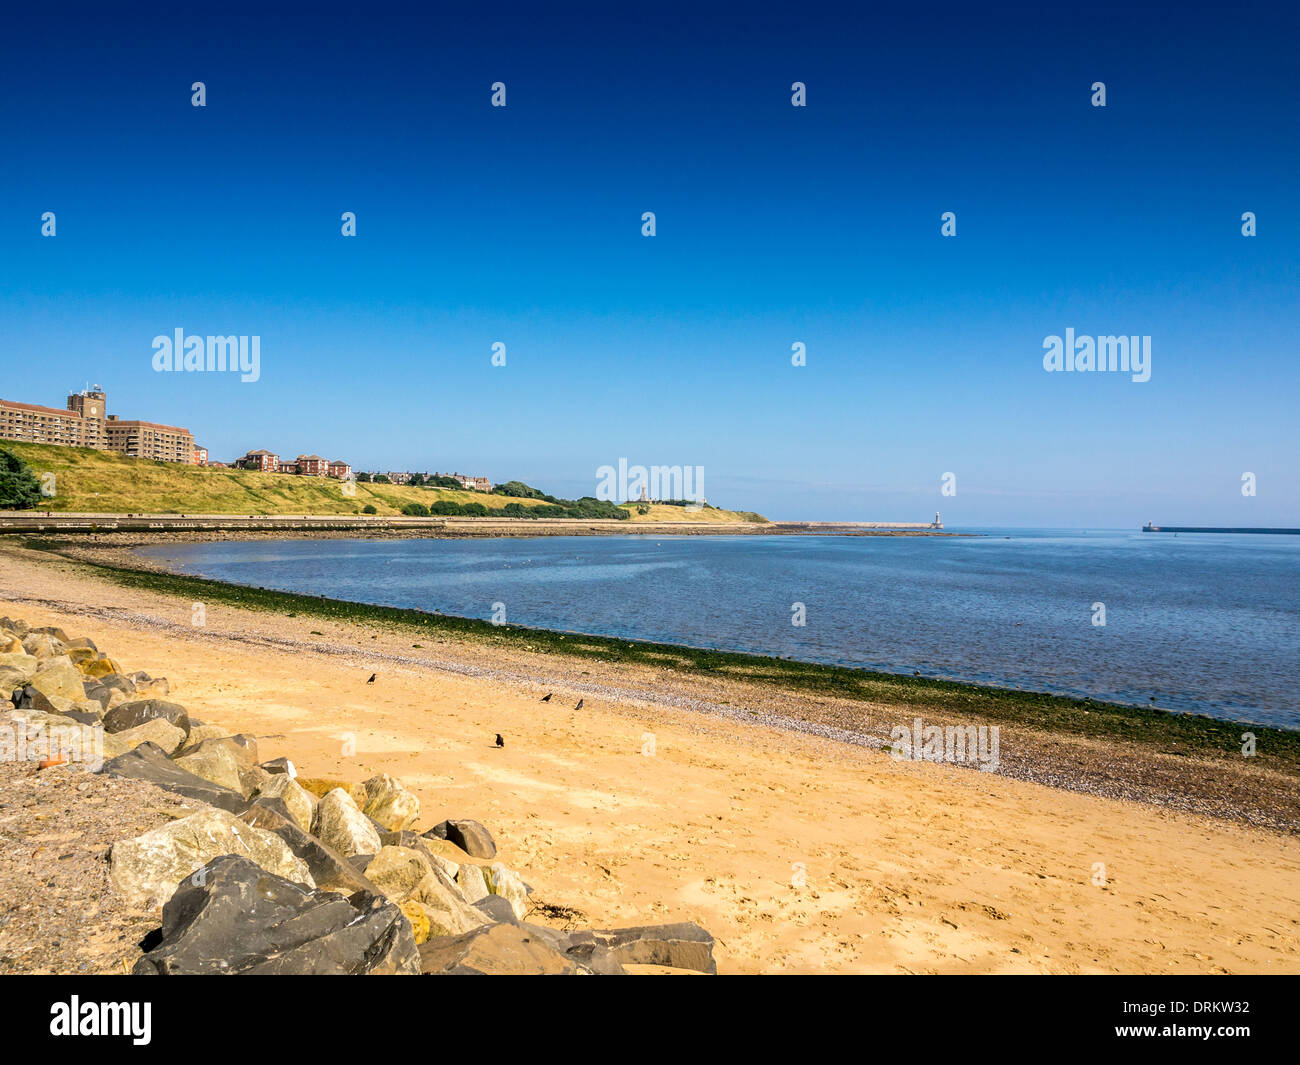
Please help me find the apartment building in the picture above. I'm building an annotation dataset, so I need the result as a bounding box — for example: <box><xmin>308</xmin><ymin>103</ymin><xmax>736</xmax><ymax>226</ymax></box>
<box><xmin>238</xmin><ymin>448</ymin><xmax>351</xmax><ymax>478</ymax></box>
<box><xmin>0</xmin><ymin>387</ymin><xmax>195</xmax><ymax>463</ymax></box>
<box><xmin>237</xmin><ymin>449</ymin><xmax>280</xmax><ymax>471</ymax></box>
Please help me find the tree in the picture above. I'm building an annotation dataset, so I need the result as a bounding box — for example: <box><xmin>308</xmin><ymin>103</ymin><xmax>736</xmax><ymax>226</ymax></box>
<box><xmin>494</xmin><ymin>480</ymin><xmax>559</xmax><ymax>503</ymax></box>
<box><xmin>0</xmin><ymin>448</ymin><xmax>43</xmax><ymax>510</ymax></box>
<box><xmin>355</xmin><ymin>471</ymin><xmax>372</xmax><ymax>483</ymax></box>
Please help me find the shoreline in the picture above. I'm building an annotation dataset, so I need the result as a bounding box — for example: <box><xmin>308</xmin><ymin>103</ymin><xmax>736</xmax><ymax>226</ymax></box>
<box><xmin>2</xmin><ymin>540</ymin><xmax>1299</xmax><ymax>972</ymax></box>
<box><xmin>0</xmin><ymin>515</ymin><xmax>962</xmax><ymax>540</ymax></box>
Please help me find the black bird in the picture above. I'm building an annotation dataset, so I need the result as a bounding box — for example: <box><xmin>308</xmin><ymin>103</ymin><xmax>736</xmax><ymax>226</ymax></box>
<box><xmin>367</xmin><ymin>673</ymin><xmax>377</xmax><ymax>684</ymax></box>
<box><xmin>575</xmin><ymin>699</ymin><xmax>584</xmax><ymax>711</ymax></box>
<box><xmin>494</xmin><ymin>733</ymin><xmax>505</xmax><ymax>747</ymax></box>
<box><xmin>541</xmin><ymin>693</ymin><xmax>553</xmax><ymax>702</ymax></box>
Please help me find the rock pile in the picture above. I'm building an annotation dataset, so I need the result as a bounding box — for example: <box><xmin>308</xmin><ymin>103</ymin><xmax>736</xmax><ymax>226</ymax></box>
<box><xmin>0</xmin><ymin>615</ymin><xmax>716</xmax><ymax>975</ymax></box>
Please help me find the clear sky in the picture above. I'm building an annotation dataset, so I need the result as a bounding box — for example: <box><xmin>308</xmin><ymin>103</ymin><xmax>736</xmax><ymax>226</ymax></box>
<box><xmin>2</xmin><ymin>3</ymin><xmax>1296</xmax><ymax>526</ymax></box>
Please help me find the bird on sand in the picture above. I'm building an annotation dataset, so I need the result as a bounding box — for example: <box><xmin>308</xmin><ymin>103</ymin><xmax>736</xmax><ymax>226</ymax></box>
<box><xmin>541</xmin><ymin>693</ymin><xmax>552</xmax><ymax>702</ymax></box>
<box><xmin>367</xmin><ymin>673</ymin><xmax>377</xmax><ymax>684</ymax></box>
<box><xmin>494</xmin><ymin>733</ymin><xmax>505</xmax><ymax>747</ymax></box>
<box><xmin>575</xmin><ymin>699</ymin><xmax>584</xmax><ymax>711</ymax></box>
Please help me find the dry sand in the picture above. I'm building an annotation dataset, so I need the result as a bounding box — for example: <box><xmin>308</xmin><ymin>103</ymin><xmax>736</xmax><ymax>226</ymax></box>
<box><xmin>2</xmin><ymin>544</ymin><xmax>1297</xmax><ymax>974</ymax></box>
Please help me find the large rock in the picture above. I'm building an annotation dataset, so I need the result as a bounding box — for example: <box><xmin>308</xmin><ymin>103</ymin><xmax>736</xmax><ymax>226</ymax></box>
<box><xmin>64</xmin><ymin>646</ymin><xmax>98</xmax><ymax>667</ymax></box>
<box><xmin>561</xmin><ymin>923</ymin><xmax>717</xmax><ymax>974</ymax></box>
<box><xmin>473</xmin><ymin>894</ymin><xmax>519</xmax><ymax>924</ymax></box>
<box><xmin>29</xmin><ymin>625</ymin><xmax>70</xmax><ymax>642</ymax></box>
<box><xmin>238</xmin><ymin>764</ymin><xmax>275</xmax><ymax>800</ymax></box>
<box><xmin>14</xmin><ymin>684</ymin><xmax>68</xmax><ymax>715</ymax></box>
<box><xmin>103</xmin><ymin>698</ymin><xmax>191</xmax><ymax>737</ymax></box>
<box><xmin>22</xmin><ymin>633</ymin><xmax>65</xmax><ymax>659</ymax></box>
<box><xmin>98</xmin><ymin>742</ymin><xmax>248</xmax><ymax>812</ymax></box>
<box><xmin>79</xmin><ymin>656</ymin><xmax>122</xmax><ymax>679</ymax></box>
<box><xmin>251</xmin><ymin>773</ymin><xmax>314</xmax><ymax>831</ymax></box>
<box><xmin>313</xmin><ymin>788</ymin><xmax>382</xmax><ymax>857</ymax></box>
<box><xmin>0</xmin><ymin>653</ymin><xmax>40</xmax><ymax>687</ymax></box>
<box><xmin>297</xmin><ymin>777</ymin><xmax>366</xmax><ymax>804</ymax></box>
<box><xmin>204</xmin><ymin>733</ymin><xmax>259</xmax><ymax>767</ymax></box>
<box><xmin>28</xmin><ymin>656</ymin><xmax>85</xmax><ymax>702</ymax></box>
<box><xmin>407</xmin><ymin>867</ymin><xmax>486</xmax><ymax>938</ymax></box>
<box><xmin>418</xmin><ymin>922</ymin><xmax>592</xmax><ymax>975</ymax></box>
<box><xmin>132</xmin><ymin>855</ymin><xmax>418</xmax><ymax>975</ymax></box>
<box><xmin>110</xmin><ymin>717</ymin><xmax>188</xmax><ymax>756</ymax></box>
<box><xmin>363</xmin><ymin>846</ymin><xmax>437</xmax><ymax>902</ymax></box>
<box><xmin>456</xmin><ymin>862</ymin><xmax>490</xmax><ymax>905</ymax></box>
<box><xmin>173</xmin><ymin>742</ymin><xmax>244</xmax><ymax>793</ymax></box>
<box><xmin>183</xmin><ymin>723</ymin><xmax>231</xmax><ymax>747</ymax></box>
<box><xmin>110</xmin><ymin>809</ymin><xmax>313</xmax><ymax>909</ymax></box>
<box><xmin>238</xmin><ymin>803</ymin><xmax>381</xmax><ymax>896</ymax></box>
<box><xmin>360</xmin><ymin>773</ymin><xmax>420</xmax><ymax>831</ymax></box>
<box><xmin>82</xmin><ymin>674</ymin><xmax>136</xmax><ymax>709</ymax></box>
<box><xmin>380</xmin><ymin>830</ymin><xmax>459</xmax><ymax>879</ymax></box>
<box><xmin>484</xmin><ymin>863</ymin><xmax>529</xmax><ymax>920</ymax></box>
<box><xmin>424</xmin><ymin>818</ymin><xmax>496</xmax><ymax>859</ymax></box>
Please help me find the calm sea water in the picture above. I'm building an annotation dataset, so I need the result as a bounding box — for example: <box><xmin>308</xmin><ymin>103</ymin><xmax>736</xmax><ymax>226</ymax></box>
<box><xmin>135</xmin><ymin>529</ymin><xmax>1300</xmax><ymax>728</ymax></box>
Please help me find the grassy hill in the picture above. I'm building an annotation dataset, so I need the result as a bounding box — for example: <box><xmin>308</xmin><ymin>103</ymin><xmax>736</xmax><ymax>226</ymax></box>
<box><xmin>1</xmin><ymin>442</ymin><xmax>765</xmax><ymax>522</ymax></box>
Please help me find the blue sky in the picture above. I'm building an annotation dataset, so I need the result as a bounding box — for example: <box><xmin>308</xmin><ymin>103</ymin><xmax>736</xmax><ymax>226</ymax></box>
<box><xmin>1</xmin><ymin>3</ymin><xmax>1296</xmax><ymax>525</ymax></box>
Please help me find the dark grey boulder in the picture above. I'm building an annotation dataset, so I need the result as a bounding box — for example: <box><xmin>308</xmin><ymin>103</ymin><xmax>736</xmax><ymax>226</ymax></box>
<box><xmin>239</xmin><ymin>802</ymin><xmax>381</xmax><ymax>896</ymax></box>
<box><xmin>81</xmin><ymin>681</ymin><xmax>110</xmax><ymax>708</ymax></box>
<box><xmin>423</xmin><ymin>819</ymin><xmax>496</xmax><ymax>859</ymax></box>
<box><xmin>15</xmin><ymin>685</ymin><xmax>62</xmax><ymax>714</ymax></box>
<box><xmin>133</xmin><ymin>855</ymin><xmax>419</xmax><ymax>975</ymax></box>
<box><xmin>127</xmin><ymin>670</ymin><xmax>166</xmax><ymax>691</ymax></box>
<box><xmin>30</xmin><ymin>625</ymin><xmax>71</xmax><ymax>642</ymax></box>
<box><xmin>472</xmin><ymin>894</ymin><xmax>520</xmax><ymax>924</ymax></box>
<box><xmin>561</xmin><ymin>922</ymin><xmax>717</xmax><ymax>974</ymax></box>
<box><xmin>103</xmin><ymin>698</ymin><xmax>191</xmax><ymax>736</ymax></box>
<box><xmin>98</xmin><ymin>742</ymin><xmax>246</xmax><ymax>813</ymax></box>
<box><xmin>259</xmin><ymin>756</ymin><xmax>296</xmax><ymax>775</ymax></box>
<box><xmin>82</xmin><ymin>673</ymin><xmax>136</xmax><ymax>709</ymax></box>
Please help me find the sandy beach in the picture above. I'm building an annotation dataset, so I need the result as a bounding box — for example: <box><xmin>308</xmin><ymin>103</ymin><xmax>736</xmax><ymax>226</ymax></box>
<box><xmin>2</xmin><ymin>541</ymin><xmax>1298</xmax><ymax>975</ymax></box>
